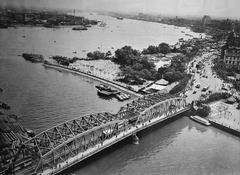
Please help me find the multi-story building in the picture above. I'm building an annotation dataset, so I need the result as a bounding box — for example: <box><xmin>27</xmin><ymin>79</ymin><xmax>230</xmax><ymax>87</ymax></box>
<box><xmin>222</xmin><ymin>30</ymin><xmax>240</xmax><ymax>69</ymax></box>
<box><xmin>223</xmin><ymin>46</ymin><xmax>240</xmax><ymax>69</ymax></box>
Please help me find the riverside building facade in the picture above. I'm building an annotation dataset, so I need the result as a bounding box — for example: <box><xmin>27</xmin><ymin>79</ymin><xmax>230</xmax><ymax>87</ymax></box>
<box><xmin>223</xmin><ymin>46</ymin><xmax>240</xmax><ymax>69</ymax></box>
<box><xmin>222</xmin><ymin>30</ymin><xmax>240</xmax><ymax>70</ymax></box>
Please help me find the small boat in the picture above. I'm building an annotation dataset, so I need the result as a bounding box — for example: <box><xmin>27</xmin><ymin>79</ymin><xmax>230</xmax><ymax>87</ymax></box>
<box><xmin>116</xmin><ymin>94</ymin><xmax>124</xmax><ymax>101</ymax></box>
<box><xmin>0</xmin><ymin>102</ymin><xmax>10</xmax><ymax>110</ymax></box>
<box><xmin>116</xmin><ymin>17</ymin><xmax>123</xmax><ymax>20</ymax></box>
<box><xmin>125</xmin><ymin>94</ymin><xmax>131</xmax><ymax>99</ymax></box>
<box><xmin>84</xmin><ymin>24</ymin><xmax>92</xmax><ymax>28</ymax></box>
<box><xmin>72</xmin><ymin>26</ymin><xmax>88</xmax><ymax>31</ymax></box>
<box><xmin>190</xmin><ymin>116</ymin><xmax>211</xmax><ymax>126</ymax></box>
<box><xmin>121</xmin><ymin>94</ymin><xmax>128</xmax><ymax>100</ymax></box>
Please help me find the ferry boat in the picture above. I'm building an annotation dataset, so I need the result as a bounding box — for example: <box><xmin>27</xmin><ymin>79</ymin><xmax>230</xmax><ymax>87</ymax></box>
<box><xmin>97</xmin><ymin>89</ymin><xmax>115</xmax><ymax>96</ymax></box>
<box><xmin>190</xmin><ymin>116</ymin><xmax>211</xmax><ymax>126</ymax></box>
<box><xmin>96</xmin><ymin>84</ymin><xmax>119</xmax><ymax>96</ymax></box>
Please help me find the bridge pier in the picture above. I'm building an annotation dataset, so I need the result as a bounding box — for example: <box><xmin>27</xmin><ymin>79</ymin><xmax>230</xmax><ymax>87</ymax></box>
<box><xmin>132</xmin><ymin>133</ymin><xmax>139</xmax><ymax>145</ymax></box>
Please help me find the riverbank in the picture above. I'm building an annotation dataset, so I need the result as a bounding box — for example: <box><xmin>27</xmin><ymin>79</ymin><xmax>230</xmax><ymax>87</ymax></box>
<box><xmin>0</xmin><ymin>9</ymin><xmax>98</xmax><ymax>29</ymax></box>
<box><xmin>43</xmin><ymin>62</ymin><xmax>142</xmax><ymax>98</ymax></box>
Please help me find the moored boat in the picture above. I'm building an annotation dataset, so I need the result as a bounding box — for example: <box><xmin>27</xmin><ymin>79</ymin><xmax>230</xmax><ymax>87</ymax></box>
<box><xmin>72</xmin><ymin>26</ymin><xmax>88</xmax><ymax>31</ymax></box>
<box><xmin>190</xmin><ymin>116</ymin><xmax>211</xmax><ymax>126</ymax></box>
<box><xmin>22</xmin><ymin>53</ymin><xmax>44</xmax><ymax>63</ymax></box>
<box><xmin>116</xmin><ymin>94</ymin><xmax>125</xmax><ymax>101</ymax></box>
<box><xmin>116</xmin><ymin>17</ymin><xmax>123</xmax><ymax>20</ymax></box>
<box><xmin>96</xmin><ymin>84</ymin><xmax>119</xmax><ymax>96</ymax></box>
<box><xmin>97</xmin><ymin>89</ymin><xmax>115</xmax><ymax>96</ymax></box>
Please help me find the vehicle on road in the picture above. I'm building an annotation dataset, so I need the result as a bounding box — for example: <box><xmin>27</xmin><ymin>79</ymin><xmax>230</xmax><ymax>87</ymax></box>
<box><xmin>202</xmin><ymin>86</ymin><xmax>209</xmax><ymax>92</ymax></box>
<box><xmin>193</xmin><ymin>91</ymin><xmax>197</xmax><ymax>94</ymax></box>
<box><xmin>195</xmin><ymin>84</ymin><xmax>200</xmax><ymax>88</ymax></box>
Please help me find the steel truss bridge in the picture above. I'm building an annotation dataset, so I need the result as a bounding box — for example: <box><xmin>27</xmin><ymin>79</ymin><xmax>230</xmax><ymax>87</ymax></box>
<box><xmin>13</xmin><ymin>93</ymin><xmax>190</xmax><ymax>175</ymax></box>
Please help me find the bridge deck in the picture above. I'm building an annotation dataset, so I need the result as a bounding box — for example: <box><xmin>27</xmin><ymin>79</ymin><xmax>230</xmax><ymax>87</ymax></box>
<box><xmin>12</xmin><ymin>94</ymin><xmax>189</xmax><ymax>175</ymax></box>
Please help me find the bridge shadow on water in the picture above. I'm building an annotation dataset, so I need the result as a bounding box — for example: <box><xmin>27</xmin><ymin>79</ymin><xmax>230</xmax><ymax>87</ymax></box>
<box><xmin>59</xmin><ymin>111</ymin><xmax>190</xmax><ymax>175</ymax></box>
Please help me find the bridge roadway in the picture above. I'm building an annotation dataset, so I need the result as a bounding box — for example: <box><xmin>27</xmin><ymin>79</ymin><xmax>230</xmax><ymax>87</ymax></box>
<box><xmin>13</xmin><ymin>93</ymin><xmax>190</xmax><ymax>175</ymax></box>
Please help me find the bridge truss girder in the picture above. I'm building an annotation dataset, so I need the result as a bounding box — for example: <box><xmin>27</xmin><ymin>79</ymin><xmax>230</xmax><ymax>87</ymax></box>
<box><xmin>135</xmin><ymin>97</ymin><xmax>187</xmax><ymax>125</ymax></box>
<box><xmin>19</xmin><ymin>112</ymin><xmax>126</xmax><ymax>174</ymax></box>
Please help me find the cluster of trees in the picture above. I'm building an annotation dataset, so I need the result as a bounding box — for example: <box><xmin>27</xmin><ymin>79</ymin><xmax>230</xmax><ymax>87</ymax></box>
<box><xmin>206</xmin><ymin>92</ymin><xmax>231</xmax><ymax>103</ymax></box>
<box><xmin>158</xmin><ymin>55</ymin><xmax>190</xmax><ymax>83</ymax></box>
<box><xmin>113</xmin><ymin>46</ymin><xmax>161</xmax><ymax>84</ymax></box>
<box><xmin>52</xmin><ymin>56</ymin><xmax>80</xmax><ymax>66</ymax></box>
<box><xmin>113</xmin><ymin>45</ymin><xmax>191</xmax><ymax>86</ymax></box>
<box><xmin>142</xmin><ymin>43</ymin><xmax>171</xmax><ymax>55</ymax></box>
<box><xmin>195</xmin><ymin>104</ymin><xmax>211</xmax><ymax>118</ymax></box>
<box><xmin>87</xmin><ymin>51</ymin><xmax>112</xmax><ymax>60</ymax></box>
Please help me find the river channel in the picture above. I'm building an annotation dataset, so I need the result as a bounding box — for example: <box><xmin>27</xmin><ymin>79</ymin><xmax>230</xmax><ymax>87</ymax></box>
<box><xmin>0</xmin><ymin>13</ymin><xmax>239</xmax><ymax>175</ymax></box>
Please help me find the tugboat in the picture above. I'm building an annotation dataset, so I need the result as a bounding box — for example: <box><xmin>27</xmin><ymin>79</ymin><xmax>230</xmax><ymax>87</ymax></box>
<box><xmin>96</xmin><ymin>84</ymin><xmax>119</xmax><ymax>96</ymax></box>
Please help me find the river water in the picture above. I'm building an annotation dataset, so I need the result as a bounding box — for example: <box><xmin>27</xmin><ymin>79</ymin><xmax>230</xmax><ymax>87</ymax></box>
<box><xmin>0</xmin><ymin>13</ymin><xmax>239</xmax><ymax>175</ymax></box>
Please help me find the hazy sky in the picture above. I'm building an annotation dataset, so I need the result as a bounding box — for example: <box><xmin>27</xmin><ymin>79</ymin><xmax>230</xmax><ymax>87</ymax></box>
<box><xmin>1</xmin><ymin>0</ymin><xmax>240</xmax><ymax>18</ymax></box>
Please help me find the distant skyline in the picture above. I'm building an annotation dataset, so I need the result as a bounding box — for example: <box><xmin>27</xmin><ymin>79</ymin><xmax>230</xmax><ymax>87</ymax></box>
<box><xmin>1</xmin><ymin>0</ymin><xmax>240</xmax><ymax>19</ymax></box>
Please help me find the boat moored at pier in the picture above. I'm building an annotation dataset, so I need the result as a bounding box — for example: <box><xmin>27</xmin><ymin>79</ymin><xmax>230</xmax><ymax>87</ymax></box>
<box><xmin>190</xmin><ymin>115</ymin><xmax>211</xmax><ymax>126</ymax></box>
<box><xmin>96</xmin><ymin>84</ymin><xmax>119</xmax><ymax>96</ymax></box>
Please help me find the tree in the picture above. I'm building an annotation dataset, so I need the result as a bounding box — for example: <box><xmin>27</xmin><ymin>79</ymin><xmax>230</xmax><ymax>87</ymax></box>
<box><xmin>170</xmin><ymin>55</ymin><xmax>188</xmax><ymax>73</ymax></box>
<box><xmin>196</xmin><ymin>105</ymin><xmax>211</xmax><ymax>118</ymax></box>
<box><xmin>142</xmin><ymin>45</ymin><xmax>158</xmax><ymax>54</ymax></box>
<box><xmin>158</xmin><ymin>43</ymin><xmax>171</xmax><ymax>54</ymax></box>
<box><xmin>163</xmin><ymin>71</ymin><xmax>185</xmax><ymax>83</ymax></box>
<box><xmin>87</xmin><ymin>51</ymin><xmax>105</xmax><ymax>60</ymax></box>
<box><xmin>114</xmin><ymin>46</ymin><xmax>140</xmax><ymax>65</ymax></box>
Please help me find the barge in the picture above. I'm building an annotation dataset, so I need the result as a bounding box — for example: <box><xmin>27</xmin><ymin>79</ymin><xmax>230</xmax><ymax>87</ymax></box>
<box><xmin>190</xmin><ymin>115</ymin><xmax>211</xmax><ymax>126</ymax></box>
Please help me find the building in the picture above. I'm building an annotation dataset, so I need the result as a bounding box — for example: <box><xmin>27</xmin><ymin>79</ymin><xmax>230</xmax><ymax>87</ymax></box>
<box><xmin>202</xmin><ymin>15</ymin><xmax>211</xmax><ymax>28</ymax></box>
<box><xmin>155</xmin><ymin>79</ymin><xmax>169</xmax><ymax>86</ymax></box>
<box><xmin>223</xmin><ymin>46</ymin><xmax>240</xmax><ymax>69</ymax></box>
<box><xmin>222</xmin><ymin>30</ymin><xmax>240</xmax><ymax>69</ymax></box>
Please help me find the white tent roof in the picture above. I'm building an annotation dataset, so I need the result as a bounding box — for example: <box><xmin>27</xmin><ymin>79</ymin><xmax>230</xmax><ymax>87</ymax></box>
<box><xmin>146</xmin><ymin>84</ymin><xmax>166</xmax><ymax>91</ymax></box>
<box><xmin>155</xmin><ymin>79</ymin><xmax>169</xmax><ymax>86</ymax></box>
